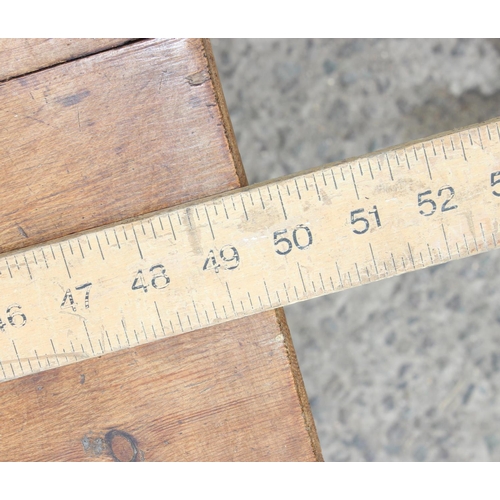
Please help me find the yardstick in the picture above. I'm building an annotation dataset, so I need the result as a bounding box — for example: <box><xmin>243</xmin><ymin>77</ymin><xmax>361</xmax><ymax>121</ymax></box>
<box><xmin>1</xmin><ymin>117</ymin><xmax>499</xmax><ymax>383</ymax></box>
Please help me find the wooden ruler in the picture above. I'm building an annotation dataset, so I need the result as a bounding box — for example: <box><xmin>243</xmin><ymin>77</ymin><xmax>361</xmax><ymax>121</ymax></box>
<box><xmin>1</xmin><ymin>118</ymin><xmax>500</xmax><ymax>383</ymax></box>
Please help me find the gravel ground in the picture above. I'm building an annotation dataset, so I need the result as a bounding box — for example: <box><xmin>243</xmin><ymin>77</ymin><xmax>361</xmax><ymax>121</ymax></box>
<box><xmin>211</xmin><ymin>39</ymin><xmax>500</xmax><ymax>461</ymax></box>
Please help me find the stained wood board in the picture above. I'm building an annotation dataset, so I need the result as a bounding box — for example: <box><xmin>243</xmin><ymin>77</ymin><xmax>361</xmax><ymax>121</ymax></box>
<box><xmin>0</xmin><ymin>38</ymin><xmax>321</xmax><ymax>461</ymax></box>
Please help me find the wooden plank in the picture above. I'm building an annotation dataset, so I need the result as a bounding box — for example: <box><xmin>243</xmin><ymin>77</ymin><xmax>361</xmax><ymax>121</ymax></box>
<box><xmin>0</xmin><ymin>39</ymin><xmax>136</xmax><ymax>81</ymax></box>
<box><xmin>0</xmin><ymin>38</ymin><xmax>322</xmax><ymax>461</ymax></box>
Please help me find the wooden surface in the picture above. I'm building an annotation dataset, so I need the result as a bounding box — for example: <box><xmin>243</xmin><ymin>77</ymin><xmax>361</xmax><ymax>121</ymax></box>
<box><xmin>0</xmin><ymin>39</ymin><xmax>135</xmax><ymax>82</ymax></box>
<box><xmin>0</xmin><ymin>38</ymin><xmax>322</xmax><ymax>461</ymax></box>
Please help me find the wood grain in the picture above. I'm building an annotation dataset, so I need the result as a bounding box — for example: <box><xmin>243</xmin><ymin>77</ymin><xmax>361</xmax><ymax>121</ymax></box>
<box><xmin>0</xmin><ymin>39</ymin><xmax>136</xmax><ymax>81</ymax></box>
<box><xmin>0</xmin><ymin>38</ymin><xmax>322</xmax><ymax>461</ymax></box>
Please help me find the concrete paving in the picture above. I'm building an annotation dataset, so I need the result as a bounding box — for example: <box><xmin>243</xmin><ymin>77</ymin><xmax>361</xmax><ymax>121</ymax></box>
<box><xmin>211</xmin><ymin>39</ymin><xmax>500</xmax><ymax>461</ymax></box>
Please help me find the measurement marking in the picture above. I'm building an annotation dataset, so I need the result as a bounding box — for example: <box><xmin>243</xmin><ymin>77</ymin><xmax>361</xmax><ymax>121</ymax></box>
<box><xmin>276</xmin><ymin>185</ymin><xmax>287</xmax><ymax>220</ymax></box>
<box><xmin>122</xmin><ymin>225</ymin><xmax>128</xmax><ymax>241</ymax></box>
<box><xmin>407</xmin><ymin>243</ymin><xmax>416</xmax><ymax>269</ymax></box>
<box><xmin>85</xmin><ymin>235</ymin><xmax>92</xmax><ymax>251</ymax></box>
<box><xmin>437</xmin><ymin>248</ymin><xmax>444</xmax><ymax>261</ymax></box>
<box><xmin>205</xmin><ymin>206</ymin><xmax>215</xmax><ymax>239</ymax></box>
<box><xmin>293</xmin><ymin>286</ymin><xmax>299</xmax><ymax>301</ymax></box>
<box><xmin>459</xmin><ymin>133</ymin><xmax>468</xmax><ymax>161</ymax></box>
<box><xmin>50</xmin><ymin>339</ymin><xmax>60</xmax><ymax>365</ymax></box>
<box><xmin>112</xmin><ymin>228</ymin><xmax>121</xmax><ymax>249</ymax></box>
<box><xmin>195</xmin><ymin>208</ymin><xmax>200</xmax><ymax>221</ymax></box>
<box><xmin>493</xmin><ymin>232</ymin><xmax>498</xmax><ymax>248</ymax></box>
<box><xmin>463</xmin><ymin>234</ymin><xmax>470</xmax><ymax>255</ymax></box>
<box><xmin>391</xmin><ymin>252</ymin><xmax>398</xmax><ymax>272</ymax></box>
<box><xmin>141</xmin><ymin>221</ymin><xmax>147</xmax><ymax>235</ymax></box>
<box><xmin>121</xmin><ymin>320</ymin><xmax>130</xmax><ymax>346</ymax></box>
<box><xmin>116</xmin><ymin>335</ymin><xmax>122</xmax><ymax>348</ymax></box>
<box><xmin>35</xmin><ymin>349</ymin><xmax>42</xmax><ymax>368</ymax></box>
<box><xmin>283</xmin><ymin>283</ymin><xmax>291</xmax><ymax>302</ymax></box>
<box><xmin>266</xmin><ymin>186</ymin><xmax>273</xmax><ymax>201</ymax></box>
<box><xmin>480</xmin><ymin>223</ymin><xmax>488</xmax><ymax>249</ymax></box>
<box><xmin>297</xmin><ymin>263</ymin><xmax>307</xmax><ymax>293</ymax></box>
<box><xmin>313</xmin><ymin>174</ymin><xmax>321</xmax><ymax>200</ymax></box>
<box><xmin>367</xmin><ymin>159</ymin><xmax>374</xmax><ymax>179</ymax></box>
<box><xmin>365</xmin><ymin>267</ymin><xmax>371</xmax><ymax>282</ymax></box>
<box><xmin>240</xmin><ymin>195</ymin><xmax>249</xmax><ymax>221</ymax></box>
<box><xmin>431</xmin><ymin>140</ymin><xmax>437</xmax><ymax>156</ymax></box>
<box><xmin>14</xmin><ymin>255</ymin><xmax>20</xmax><ymax>270</ymax></box>
<box><xmin>468</xmin><ymin>131</ymin><xmax>473</xmax><ymax>146</ymax></box>
<box><xmin>441</xmin><ymin>139</ymin><xmax>448</xmax><ymax>159</ymax></box>
<box><xmin>222</xmin><ymin>305</ymin><xmax>228</xmax><ymax>319</ymax></box>
<box><xmin>336</xmin><ymin>262</ymin><xmax>344</xmax><ymax>288</ymax></box>
<box><xmin>286</xmin><ymin>184</ymin><xmax>291</xmax><ymax>196</ymax></box>
<box><xmin>204</xmin><ymin>310</ymin><xmax>210</xmax><ymax>324</ymax></box>
<box><xmin>170</xmin><ymin>319</ymin><xmax>175</xmax><ymax>333</ymax></box>
<box><xmin>319</xmin><ymin>272</ymin><xmax>325</xmax><ymax>291</ymax></box>
<box><xmin>247</xmin><ymin>291</ymin><xmax>254</xmax><ymax>310</ymax></box>
<box><xmin>358</xmin><ymin>162</ymin><xmax>363</xmax><ymax>176</ymax></box>
<box><xmin>5</xmin><ymin>259</ymin><xmax>12</xmax><ymax>278</ymax></box>
<box><xmin>59</xmin><ymin>243</ymin><xmax>72</xmax><ymax>279</ymax></box>
<box><xmin>150</xmin><ymin>220</ymin><xmax>157</xmax><ymax>239</ymax></box>
<box><xmin>413</xmin><ymin>146</ymin><xmax>418</xmax><ymax>161</ymax></box>
<box><xmin>441</xmin><ymin>225</ymin><xmax>452</xmax><ymax>259</ymax></box>
<box><xmin>82</xmin><ymin>321</ymin><xmax>95</xmax><ymax>354</ymax></box>
<box><xmin>401</xmin><ymin>257</ymin><xmax>407</xmax><ymax>271</ymax></box>
<box><xmin>176</xmin><ymin>312</ymin><xmax>184</xmax><ymax>332</ymax></box>
<box><xmin>385</xmin><ymin>153</ymin><xmax>394</xmax><ymax>181</ymax></box>
<box><xmin>151</xmin><ymin>324</ymin><xmax>158</xmax><ymax>339</ymax></box>
<box><xmin>347</xmin><ymin>272</ymin><xmax>353</xmax><ymax>287</ymax></box>
<box><xmin>132</xmin><ymin>225</ymin><xmax>144</xmax><ymax>260</ymax></box>
<box><xmin>354</xmin><ymin>262</ymin><xmax>362</xmax><ymax>283</ymax></box>
<box><xmin>192</xmin><ymin>301</ymin><xmax>201</xmax><ymax>326</ymax></box>
<box><xmin>186</xmin><ymin>315</ymin><xmax>192</xmax><ymax>329</ymax></box>
<box><xmin>321</xmin><ymin>170</ymin><xmax>328</xmax><ymax>186</ymax></box>
<box><xmin>68</xmin><ymin>240</ymin><xmax>75</xmax><ymax>255</ymax></box>
<box><xmin>294</xmin><ymin>179</ymin><xmax>302</xmax><ymax>200</ymax></box>
<box><xmin>154</xmin><ymin>301</ymin><xmax>166</xmax><ymax>335</ymax></box>
<box><xmin>226</xmin><ymin>282</ymin><xmax>236</xmax><ymax>313</ymax></box>
<box><xmin>329</xmin><ymin>276</ymin><xmax>335</xmax><ymax>290</ymax></box>
<box><xmin>496</xmin><ymin>123</ymin><xmax>500</xmax><ymax>140</ymax></box>
<box><xmin>422</xmin><ymin>143</ymin><xmax>433</xmax><ymax>180</ymax></box>
<box><xmin>257</xmin><ymin>188</ymin><xmax>266</xmax><ymax>210</ymax></box>
<box><xmin>331</xmin><ymin>169</ymin><xmax>338</xmax><ymax>189</ymax></box>
<box><xmin>77</xmin><ymin>240</ymin><xmax>85</xmax><ymax>259</ymax></box>
<box><xmin>477</xmin><ymin>127</ymin><xmax>484</xmax><ymax>149</ymax></box>
<box><xmin>275</xmin><ymin>291</ymin><xmax>282</xmax><ymax>305</ymax></box>
<box><xmin>451</xmin><ymin>136</ymin><xmax>455</xmax><ymax>150</ymax></box>
<box><xmin>368</xmin><ymin>243</ymin><xmax>379</xmax><ymax>275</ymax></box>
<box><xmin>263</xmin><ymin>280</ymin><xmax>272</xmax><ymax>306</ymax></box>
<box><xmin>240</xmin><ymin>300</ymin><xmax>245</xmax><ymax>312</ymax></box>
<box><xmin>212</xmin><ymin>302</ymin><xmax>219</xmax><ymax>320</ymax></box>
<box><xmin>177</xmin><ymin>213</ymin><xmax>182</xmax><ymax>226</ymax></box>
<box><xmin>0</xmin><ymin>360</ymin><xmax>5</xmax><ymax>379</ymax></box>
<box><xmin>12</xmin><ymin>340</ymin><xmax>23</xmax><ymax>373</ymax></box>
<box><xmin>258</xmin><ymin>295</ymin><xmax>264</xmax><ymax>309</ymax></box>
<box><xmin>455</xmin><ymin>243</ymin><xmax>461</xmax><ymax>257</ymax></box>
<box><xmin>158</xmin><ymin>216</ymin><xmax>165</xmax><ymax>231</ymax></box>
<box><xmin>105</xmin><ymin>331</ymin><xmax>113</xmax><ymax>351</ymax></box>
<box><xmin>95</xmin><ymin>235</ymin><xmax>105</xmax><ymax>260</ymax></box>
<box><xmin>376</xmin><ymin>158</ymin><xmax>382</xmax><ymax>171</ymax></box>
<box><xmin>303</xmin><ymin>178</ymin><xmax>309</xmax><ymax>191</ymax></box>
<box><xmin>140</xmin><ymin>322</ymin><xmax>148</xmax><ymax>341</ymax></box>
<box><xmin>472</xmin><ymin>233</ymin><xmax>479</xmax><ymax>252</ymax></box>
<box><xmin>23</xmin><ymin>254</ymin><xmax>32</xmax><ymax>280</ymax></box>
<box><xmin>487</xmin><ymin>125</ymin><xmax>492</xmax><ymax>141</ymax></box>
<box><xmin>383</xmin><ymin>262</ymin><xmax>388</xmax><ymax>275</ymax></box>
<box><xmin>427</xmin><ymin>243</ymin><xmax>434</xmax><ymax>264</ymax></box>
<box><xmin>10</xmin><ymin>364</ymin><xmax>16</xmax><ymax>377</ymax></box>
<box><xmin>31</xmin><ymin>251</ymin><xmax>38</xmax><ymax>265</ymax></box>
<box><xmin>404</xmin><ymin>149</ymin><xmax>411</xmax><ymax>169</ymax></box>
<box><xmin>103</xmin><ymin>231</ymin><xmax>110</xmax><ymax>246</ymax></box>
<box><xmin>311</xmin><ymin>281</ymin><xmax>316</xmax><ymax>293</ymax></box>
<box><xmin>349</xmin><ymin>165</ymin><xmax>360</xmax><ymax>200</ymax></box>
<box><xmin>167</xmin><ymin>214</ymin><xmax>176</xmax><ymax>240</ymax></box>
<box><xmin>98</xmin><ymin>339</ymin><xmax>104</xmax><ymax>353</ymax></box>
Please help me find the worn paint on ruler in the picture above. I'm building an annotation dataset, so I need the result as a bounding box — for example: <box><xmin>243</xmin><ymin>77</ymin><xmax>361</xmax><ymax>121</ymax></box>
<box><xmin>0</xmin><ymin>118</ymin><xmax>500</xmax><ymax>382</ymax></box>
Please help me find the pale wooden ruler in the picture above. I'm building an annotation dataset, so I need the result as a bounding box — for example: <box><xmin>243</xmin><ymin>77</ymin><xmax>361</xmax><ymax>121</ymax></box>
<box><xmin>1</xmin><ymin>118</ymin><xmax>499</xmax><ymax>382</ymax></box>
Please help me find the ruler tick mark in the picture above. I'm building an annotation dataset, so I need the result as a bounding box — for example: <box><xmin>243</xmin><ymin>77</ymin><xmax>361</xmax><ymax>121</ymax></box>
<box><xmin>354</xmin><ymin>262</ymin><xmax>362</xmax><ymax>283</ymax></box>
<box><xmin>154</xmin><ymin>301</ymin><xmax>165</xmax><ymax>335</ymax></box>
<box><xmin>303</xmin><ymin>178</ymin><xmax>309</xmax><ymax>191</ymax></box>
<box><xmin>105</xmin><ymin>331</ymin><xmax>113</xmax><ymax>351</ymax></box>
<box><xmin>442</xmin><ymin>224</ymin><xmax>452</xmax><ymax>258</ymax></box>
<box><xmin>459</xmin><ymin>133</ymin><xmax>468</xmax><ymax>161</ymax></box>
<box><xmin>367</xmin><ymin>159</ymin><xmax>374</xmax><ymax>179</ymax></box>
<box><xmin>493</xmin><ymin>232</ymin><xmax>498</xmax><ymax>248</ymax></box>
<box><xmin>431</xmin><ymin>140</ymin><xmax>437</xmax><ymax>156</ymax></box>
<box><xmin>477</xmin><ymin>127</ymin><xmax>484</xmax><ymax>149</ymax></box>
<box><xmin>240</xmin><ymin>195</ymin><xmax>249</xmax><ymax>221</ymax></box>
<box><xmin>69</xmin><ymin>239</ymin><xmax>75</xmax><ymax>254</ymax></box>
<box><xmin>50</xmin><ymin>339</ymin><xmax>60</xmax><ymax>365</ymax></box>
<box><xmin>329</xmin><ymin>276</ymin><xmax>335</xmax><ymax>290</ymax></box>
<box><xmin>176</xmin><ymin>312</ymin><xmax>184</xmax><ymax>332</ymax></box>
<box><xmin>59</xmin><ymin>243</ymin><xmax>71</xmax><ymax>279</ymax></box>
<box><xmin>422</xmin><ymin>143</ymin><xmax>432</xmax><ymax>180</ymax></box>
<box><xmin>167</xmin><ymin>214</ymin><xmax>176</xmax><ymax>241</ymax></box>
<box><xmin>263</xmin><ymin>280</ymin><xmax>272</xmax><ymax>306</ymax></box>
<box><xmin>391</xmin><ymin>252</ymin><xmax>398</xmax><ymax>272</ymax></box>
<box><xmin>468</xmin><ymin>131</ymin><xmax>473</xmax><ymax>146</ymax></box>
<box><xmin>487</xmin><ymin>125</ymin><xmax>492</xmax><ymax>141</ymax></box>
<box><xmin>12</xmin><ymin>340</ymin><xmax>23</xmax><ymax>372</ymax></box>
<box><xmin>427</xmin><ymin>244</ymin><xmax>434</xmax><ymax>264</ymax></box>
<box><xmin>192</xmin><ymin>301</ymin><xmax>201</xmax><ymax>327</ymax></box>
<box><xmin>369</xmin><ymin>243</ymin><xmax>379</xmax><ymax>275</ymax></box>
<box><xmin>413</xmin><ymin>146</ymin><xmax>418</xmax><ymax>161</ymax></box>
<box><xmin>358</xmin><ymin>162</ymin><xmax>363</xmax><ymax>176</ymax></box>
<box><xmin>226</xmin><ymin>282</ymin><xmax>236</xmax><ymax>313</ymax></box>
<box><xmin>331</xmin><ymin>169</ymin><xmax>338</xmax><ymax>189</ymax></box>
<box><xmin>23</xmin><ymin>254</ymin><xmax>32</xmax><ymax>280</ymax></box>
<box><xmin>480</xmin><ymin>222</ymin><xmax>488</xmax><ymax>249</ymax></box>
<box><xmin>455</xmin><ymin>243</ymin><xmax>460</xmax><ymax>257</ymax></box>
<box><xmin>96</xmin><ymin>235</ymin><xmax>105</xmax><ymax>260</ymax></box>
<box><xmin>347</xmin><ymin>272</ymin><xmax>353</xmax><ymax>287</ymax></box>
<box><xmin>385</xmin><ymin>153</ymin><xmax>394</xmax><ymax>181</ymax></box>
<box><xmin>113</xmin><ymin>228</ymin><xmax>121</xmax><ymax>249</ymax></box>
<box><xmin>341</xmin><ymin>167</ymin><xmax>346</xmax><ymax>180</ymax></box>
<box><xmin>150</xmin><ymin>220</ymin><xmax>157</xmax><ymax>239</ymax></box>
<box><xmin>31</xmin><ymin>251</ymin><xmax>37</xmax><ymax>266</ymax></box>
<box><xmin>257</xmin><ymin>188</ymin><xmax>266</xmax><ymax>209</ymax></box>
<box><xmin>276</xmin><ymin>185</ymin><xmax>287</xmax><ymax>220</ymax></box>
<box><xmin>205</xmin><ymin>206</ymin><xmax>215</xmax><ymax>239</ymax></box>
<box><xmin>321</xmin><ymin>170</ymin><xmax>328</xmax><ymax>186</ymax></box>
<box><xmin>121</xmin><ymin>320</ymin><xmax>130</xmax><ymax>346</ymax></box>
<box><xmin>297</xmin><ymin>263</ymin><xmax>307</xmax><ymax>293</ymax></box>
<box><xmin>294</xmin><ymin>179</ymin><xmax>302</xmax><ymax>200</ymax></box>
<box><xmin>141</xmin><ymin>221</ymin><xmax>147</xmax><ymax>235</ymax></box>
<box><xmin>313</xmin><ymin>173</ymin><xmax>321</xmax><ymax>200</ymax></box>
<box><xmin>85</xmin><ymin>235</ymin><xmax>92</xmax><ymax>251</ymax></box>
<box><xmin>336</xmin><ymin>262</ymin><xmax>344</xmax><ymax>288</ymax></box>
<box><xmin>350</xmin><ymin>165</ymin><xmax>360</xmax><ymax>200</ymax></box>
<box><xmin>77</xmin><ymin>240</ymin><xmax>85</xmax><ymax>259</ymax></box>
<box><xmin>170</xmin><ymin>320</ymin><xmax>175</xmax><ymax>333</ymax></box>
<box><xmin>132</xmin><ymin>225</ymin><xmax>144</xmax><ymax>260</ymax></box>
<box><xmin>404</xmin><ymin>149</ymin><xmax>411</xmax><ymax>170</ymax></box>
<box><xmin>83</xmin><ymin>322</ymin><xmax>95</xmax><ymax>354</ymax></box>
<box><xmin>283</xmin><ymin>283</ymin><xmax>291</xmax><ymax>303</ymax></box>
<box><xmin>441</xmin><ymin>139</ymin><xmax>448</xmax><ymax>159</ymax></box>
<box><xmin>319</xmin><ymin>272</ymin><xmax>325</xmax><ymax>291</ymax></box>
